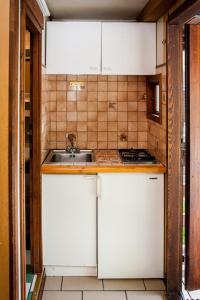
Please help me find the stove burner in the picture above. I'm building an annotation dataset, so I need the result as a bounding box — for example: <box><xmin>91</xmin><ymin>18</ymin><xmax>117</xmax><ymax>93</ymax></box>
<box><xmin>118</xmin><ymin>149</ymin><xmax>156</xmax><ymax>164</ymax></box>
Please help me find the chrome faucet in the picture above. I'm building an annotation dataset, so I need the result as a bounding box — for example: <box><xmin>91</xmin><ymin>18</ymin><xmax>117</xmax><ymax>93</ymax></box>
<box><xmin>66</xmin><ymin>133</ymin><xmax>79</xmax><ymax>154</ymax></box>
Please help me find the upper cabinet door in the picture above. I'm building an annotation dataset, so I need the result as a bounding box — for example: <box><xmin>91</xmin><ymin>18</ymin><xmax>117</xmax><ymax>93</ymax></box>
<box><xmin>46</xmin><ymin>22</ymin><xmax>101</xmax><ymax>74</ymax></box>
<box><xmin>102</xmin><ymin>22</ymin><xmax>156</xmax><ymax>75</ymax></box>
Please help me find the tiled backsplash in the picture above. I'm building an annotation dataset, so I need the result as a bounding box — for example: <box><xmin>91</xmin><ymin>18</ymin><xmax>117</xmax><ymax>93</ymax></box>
<box><xmin>41</xmin><ymin>67</ymin><xmax>49</xmax><ymax>162</ymax></box>
<box><xmin>46</xmin><ymin>74</ymin><xmax>148</xmax><ymax>150</ymax></box>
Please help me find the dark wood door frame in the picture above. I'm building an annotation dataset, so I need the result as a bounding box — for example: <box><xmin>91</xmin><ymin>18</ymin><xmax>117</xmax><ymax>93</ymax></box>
<box><xmin>167</xmin><ymin>0</ymin><xmax>200</xmax><ymax>298</ymax></box>
<box><xmin>9</xmin><ymin>0</ymin><xmax>43</xmax><ymax>299</ymax></box>
<box><xmin>9</xmin><ymin>0</ymin><xmax>20</xmax><ymax>299</ymax></box>
<box><xmin>20</xmin><ymin>2</ymin><xmax>43</xmax><ymax>300</ymax></box>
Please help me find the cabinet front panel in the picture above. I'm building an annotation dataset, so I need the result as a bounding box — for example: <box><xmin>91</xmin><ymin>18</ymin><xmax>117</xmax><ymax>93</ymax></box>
<box><xmin>98</xmin><ymin>173</ymin><xmax>164</xmax><ymax>278</ymax></box>
<box><xmin>46</xmin><ymin>22</ymin><xmax>101</xmax><ymax>74</ymax></box>
<box><xmin>42</xmin><ymin>174</ymin><xmax>97</xmax><ymax>267</ymax></box>
<box><xmin>102</xmin><ymin>23</ymin><xmax>156</xmax><ymax>75</ymax></box>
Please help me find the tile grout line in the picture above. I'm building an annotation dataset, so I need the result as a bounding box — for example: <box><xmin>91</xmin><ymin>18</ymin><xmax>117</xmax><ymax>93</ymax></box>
<box><xmin>61</xmin><ymin>276</ymin><xmax>63</xmax><ymax>291</ymax></box>
<box><xmin>102</xmin><ymin>279</ymin><xmax>104</xmax><ymax>291</ymax></box>
<box><xmin>143</xmin><ymin>279</ymin><xmax>147</xmax><ymax>291</ymax></box>
<box><xmin>125</xmin><ymin>290</ymin><xmax>128</xmax><ymax>300</ymax></box>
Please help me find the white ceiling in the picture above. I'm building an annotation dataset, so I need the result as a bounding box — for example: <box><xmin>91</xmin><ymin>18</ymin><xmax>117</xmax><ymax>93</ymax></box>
<box><xmin>45</xmin><ymin>0</ymin><xmax>149</xmax><ymax>20</ymax></box>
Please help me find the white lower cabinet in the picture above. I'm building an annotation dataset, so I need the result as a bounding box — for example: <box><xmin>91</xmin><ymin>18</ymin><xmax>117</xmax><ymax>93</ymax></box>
<box><xmin>97</xmin><ymin>173</ymin><xmax>164</xmax><ymax>279</ymax></box>
<box><xmin>42</xmin><ymin>174</ymin><xmax>97</xmax><ymax>276</ymax></box>
<box><xmin>42</xmin><ymin>172</ymin><xmax>164</xmax><ymax>278</ymax></box>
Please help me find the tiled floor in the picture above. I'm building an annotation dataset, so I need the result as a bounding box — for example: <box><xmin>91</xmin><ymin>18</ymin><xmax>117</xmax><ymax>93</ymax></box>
<box><xmin>42</xmin><ymin>277</ymin><xmax>166</xmax><ymax>300</ymax></box>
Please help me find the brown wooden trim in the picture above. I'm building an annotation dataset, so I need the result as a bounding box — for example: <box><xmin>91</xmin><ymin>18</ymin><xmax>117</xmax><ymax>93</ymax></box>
<box><xmin>32</xmin><ymin>269</ymin><xmax>46</xmax><ymax>300</ymax></box>
<box><xmin>9</xmin><ymin>0</ymin><xmax>20</xmax><ymax>299</ymax></box>
<box><xmin>30</xmin><ymin>28</ymin><xmax>43</xmax><ymax>274</ymax></box>
<box><xmin>185</xmin><ymin>24</ymin><xmax>200</xmax><ymax>291</ymax></box>
<box><xmin>166</xmin><ymin>24</ymin><xmax>183</xmax><ymax>296</ymax></box>
<box><xmin>169</xmin><ymin>0</ymin><xmax>200</xmax><ymax>25</ymax></box>
<box><xmin>156</xmin><ymin>63</ymin><xmax>167</xmax><ymax>68</ymax></box>
<box><xmin>187</xmin><ymin>16</ymin><xmax>200</xmax><ymax>24</ymax></box>
<box><xmin>0</xmin><ymin>1</ymin><xmax>11</xmax><ymax>299</ymax></box>
<box><xmin>20</xmin><ymin>2</ymin><xmax>27</xmax><ymax>300</ymax></box>
<box><xmin>20</xmin><ymin>1</ymin><xmax>43</xmax><ymax>299</ymax></box>
<box><xmin>26</xmin><ymin>0</ymin><xmax>44</xmax><ymax>32</ymax></box>
<box><xmin>137</xmin><ymin>0</ymin><xmax>179</xmax><ymax>22</ymax></box>
<box><xmin>41</xmin><ymin>164</ymin><xmax>166</xmax><ymax>174</ymax></box>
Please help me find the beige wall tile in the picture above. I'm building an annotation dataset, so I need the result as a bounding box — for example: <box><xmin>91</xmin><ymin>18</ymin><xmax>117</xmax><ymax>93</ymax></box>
<box><xmin>98</xmin><ymin>91</ymin><xmax>108</xmax><ymax>102</ymax></box>
<box><xmin>44</xmin><ymin>74</ymin><xmax>150</xmax><ymax>151</ymax></box>
<box><xmin>67</xmin><ymin>91</ymin><xmax>76</xmax><ymax>101</ymax></box>
<box><xmin>57</xmin><ymin>91</ymin><xmax>66</xmax><ymax>101</ymax></box>
<box><xmin>98</xmin><ymin>82</ymin><xmax>108</xmax><ymax>92</ymax></box>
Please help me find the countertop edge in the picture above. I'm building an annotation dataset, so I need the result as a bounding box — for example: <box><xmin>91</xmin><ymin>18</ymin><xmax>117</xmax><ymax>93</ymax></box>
<box><xmin>41</xmin><ymin>164</ymin><xmax>166</xmax><ymax>174</ymax></box>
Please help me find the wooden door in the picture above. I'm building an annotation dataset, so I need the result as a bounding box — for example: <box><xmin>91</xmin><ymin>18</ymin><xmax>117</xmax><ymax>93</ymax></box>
<box><xmin>185</xmin><ymin>24</ymin><xmax>200</xmax><ymax>291</ymax></box>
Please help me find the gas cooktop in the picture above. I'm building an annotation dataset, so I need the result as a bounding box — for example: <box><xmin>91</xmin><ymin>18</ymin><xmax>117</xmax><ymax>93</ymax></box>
<box><xmin>118</xmin><ymin>149</ymin><xmax>156</xmax><ymax>164</ymax></box>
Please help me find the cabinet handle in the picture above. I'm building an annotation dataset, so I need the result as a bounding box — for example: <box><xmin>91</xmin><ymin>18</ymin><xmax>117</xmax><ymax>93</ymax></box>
<box><xmin>149</xmin><ymin>177</ymin><xmax>158</xmax><ymax>180</ymax></box>
<box><xmin>103</xmin><ymin>67</ymin><xmax>112</xmax><ymax>71</ymax></box>
<box><xmin>89</xmin><ymin>66</ymin><xmax>98</xmax><ymax>70</ymax></box>
<box><xmin>97</xmin><ymin>176</ymin><xmax>101</xmax><ymax>198</ymax></box>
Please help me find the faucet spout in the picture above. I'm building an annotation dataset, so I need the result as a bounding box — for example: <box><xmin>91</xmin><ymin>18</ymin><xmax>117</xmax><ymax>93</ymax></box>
<box><xmin>66</xmin><ymin>133</ymin><xmax>80</xmax><ymax>153</ymax></box>
<box><xmin>68</xmin><ymin>133</ymin><xmax>76</xmax><ymax>148</ymax></box>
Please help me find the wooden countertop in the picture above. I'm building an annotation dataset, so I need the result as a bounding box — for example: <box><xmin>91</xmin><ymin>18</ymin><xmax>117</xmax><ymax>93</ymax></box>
<box><xmin>41</xmin><ymin>163</ymin><xmax>166</xmax><ymax>174</ymax></box>
<box><xmin>41</xmin><ymin>150</ymin><xmax>166</xmax><ymax>174</ymax></box>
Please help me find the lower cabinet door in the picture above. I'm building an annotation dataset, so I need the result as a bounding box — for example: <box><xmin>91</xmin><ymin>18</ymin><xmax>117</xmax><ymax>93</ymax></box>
<box><xmin>42</xmin><ymin>174</ymin><xmax>97</xmax><ymax>276</ymax></box>
<box><xmin>98</xmin><ymin>173</ymin><xmax>164</xmax><ymax>279</ymax></box>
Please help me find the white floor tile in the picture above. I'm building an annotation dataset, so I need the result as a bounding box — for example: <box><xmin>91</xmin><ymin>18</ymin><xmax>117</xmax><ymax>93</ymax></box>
<box><xmin>42</xmin><ymin>291</ymin><xmax>82</xmax><ymax>300</ymax></box>
<box><xmin>189</xmin><ymin>289</ymin><xmax>200</xmax><ymax>299</ymax></box>
<box><xmin>83</xmin><ymin>291</ymin><xmax>126</xmax><ymax>300</ymax></box>
<box><xmin>181</xmin><ymin>283</ymin><xmax>191</xmax><ymax>299</ymax></box>
<box><xmin>103</xmin><ymin>279</ymin><xmax>145</xmax><ymax>290</ymax></box>
<box><xmin>127</xmin><ymin>291</ymin><xmax>167</xmax><ymax>300</ymax></box>
<box><xmin>62</xmin><ymin>276</ymin><xmax>103</xmax><ymax>290</ymax></box>
<box><xmin>44</xmin><ymin>277</ymin><xmax>62</xmax><ymax>291</ymax></box>
<box><xmin>144</xmin><ymin>280</ymin><xmax>166</xmax><ymax>291</ymax></box>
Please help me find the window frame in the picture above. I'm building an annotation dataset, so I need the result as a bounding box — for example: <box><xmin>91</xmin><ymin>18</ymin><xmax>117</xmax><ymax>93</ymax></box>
<box><xmin>147</xmin><ymin>73</ymin><xmax>162</xmax><ymax>124</ymax></box>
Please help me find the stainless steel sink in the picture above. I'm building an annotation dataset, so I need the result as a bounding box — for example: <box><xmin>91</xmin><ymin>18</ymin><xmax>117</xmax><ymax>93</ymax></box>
<box><xmin>44</xmin><ymin>150</ymin><xmax>93</xmax><ymax>164</ymax></box>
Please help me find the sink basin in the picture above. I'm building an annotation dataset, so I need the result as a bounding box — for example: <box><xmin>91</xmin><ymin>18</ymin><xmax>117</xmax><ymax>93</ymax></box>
<box><xmin>44</xmin><ymin>150</ymin><xmax>93</xmax><ymax>164</ymax></box>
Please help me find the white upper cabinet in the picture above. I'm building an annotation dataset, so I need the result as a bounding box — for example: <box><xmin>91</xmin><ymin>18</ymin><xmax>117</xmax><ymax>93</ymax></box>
<box><xmin>46</xmin><ymin>21</ymin><xmax>101</xmax><ymax>74</ymax></box>
<box><xmin>46</xmin><ymin>21</ymin><xmax>156</xmax><ymax>75</ymax></box>
<box><xmin>102</xmin><ymin>22</ymin><xmax>156</xmax><ymax>75</ymax></box>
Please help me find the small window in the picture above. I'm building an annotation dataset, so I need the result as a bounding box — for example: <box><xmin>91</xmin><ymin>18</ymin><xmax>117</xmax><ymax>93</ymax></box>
<box><xmin>147</xmin><ymin>74</ymin><xmax>162</xmax><ymax>124</ymax></box>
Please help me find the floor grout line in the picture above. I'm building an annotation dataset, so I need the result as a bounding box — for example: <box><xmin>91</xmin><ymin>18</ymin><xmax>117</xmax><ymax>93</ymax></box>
<box><xmin>61</xmin><ymin>276</ymin><xmax>63</xmax><ymax>291</ymax></box>
<box><xmin>143</xmin><ymin>279</ymin><xmax>147</xmax><ymax>291</ymax></box>
<box><xmin>125</xmin><ymin>290</ymin><xmax>128</xmax><ymax>300</ymax></box>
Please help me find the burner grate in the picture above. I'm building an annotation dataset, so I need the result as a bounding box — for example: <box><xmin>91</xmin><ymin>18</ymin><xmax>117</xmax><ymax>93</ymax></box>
<box><xmin>118</xmin><ymin>149</ymin><xmax>155</xmax><ymax>163</ymax></box>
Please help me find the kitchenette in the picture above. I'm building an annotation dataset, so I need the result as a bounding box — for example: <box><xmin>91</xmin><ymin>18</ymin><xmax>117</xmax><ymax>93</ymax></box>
<box><xmin>41</xmin><ymin>17</ymin><xmax>167</xmax><ymax>284</ymax></box>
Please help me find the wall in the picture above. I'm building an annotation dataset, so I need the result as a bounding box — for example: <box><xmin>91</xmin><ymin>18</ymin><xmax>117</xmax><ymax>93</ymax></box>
<box><xmin>147</xmin><ymin>14</ymin><xmax>167</xmax><ymax>166</ymax></box>
<box><xmin>0</xmin><ymin>0</ymin><xmax>10</xmax><ymax>298</ymax></box>
<box><xmin>47</xmin><ymin>74</ymin><xmax>148</xmax><ymax>150</ymax></box>
<box><xmin>147</xmin><ymin>66</ymin><xmax>167</xmax><ymax>165</ymax></box>
<box><xmin>41</xmin><ymin>67</ymin><xmax>49</xmax><ymax>162</ymax></box>
<box><xmin>147</xmin><ymin>0</ymin><xmax>187</xmax><ymax>166</ymax></box>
